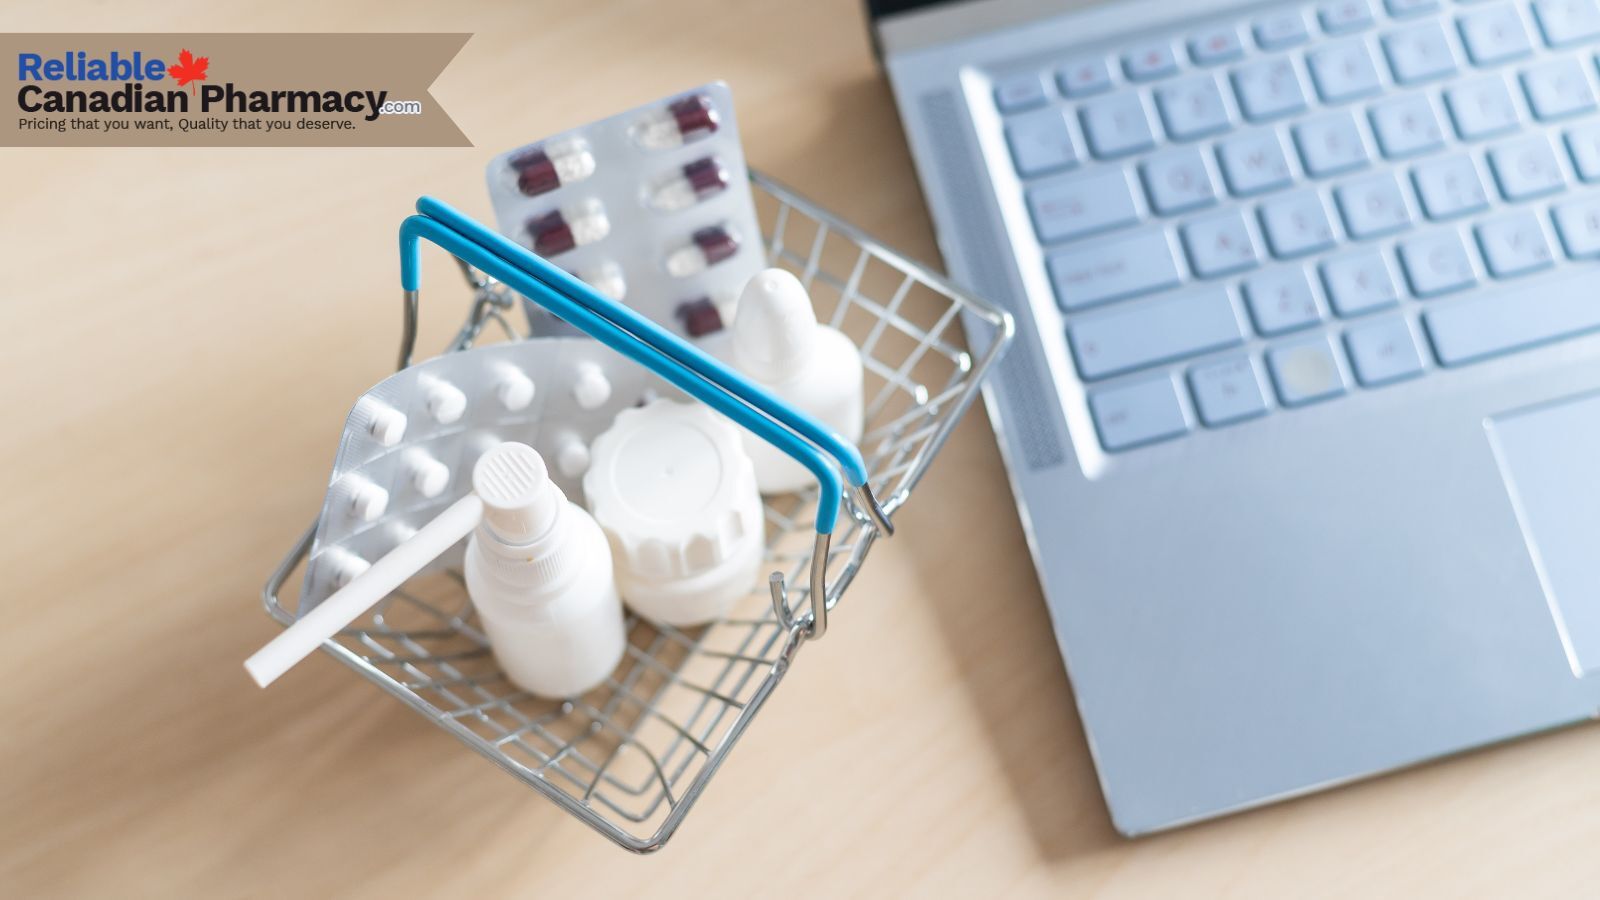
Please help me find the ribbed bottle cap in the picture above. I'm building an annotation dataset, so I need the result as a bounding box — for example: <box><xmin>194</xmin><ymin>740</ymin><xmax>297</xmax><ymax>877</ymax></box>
<box><xmin>473</xmin><ymin>442</ymin><xmax>560</xmax><ymax>544</ymax></box>
<box><xmin>583</xmin><ymin>399</ymin><xmax>760</xmax><ymax>581</ymax></box>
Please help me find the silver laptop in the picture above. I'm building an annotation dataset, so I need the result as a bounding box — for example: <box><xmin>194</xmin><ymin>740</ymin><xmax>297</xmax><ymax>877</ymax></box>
<box><xmin>870</xmin><ymin>0</ymin><xmax>1600</xmax><ymax>834</ymax></box>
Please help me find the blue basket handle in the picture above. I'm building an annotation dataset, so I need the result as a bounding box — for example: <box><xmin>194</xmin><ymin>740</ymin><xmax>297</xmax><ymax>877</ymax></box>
<box><xmin>398</xmin><ymin>198</ymin><xmax>889</xmax><ymax>637</ymax></box>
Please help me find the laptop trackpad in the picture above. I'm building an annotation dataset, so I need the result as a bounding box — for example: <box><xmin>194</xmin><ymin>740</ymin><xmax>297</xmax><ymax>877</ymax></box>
<box><xmin>1488</xmin><ymin>390</ymin><xmax>1600</xmax><ymax>678</ymax></box>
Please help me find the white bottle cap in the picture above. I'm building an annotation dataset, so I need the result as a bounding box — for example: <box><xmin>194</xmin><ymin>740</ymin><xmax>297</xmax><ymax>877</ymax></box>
<box><xmin>583</xmin><ymin>399</ymin><xmax>760</xmax><ymax>584</ymax></box>
<box><xmin>732</xmin><ymin>268</ymin><xmax>818</xmax><ymax>383</ymax></box>
<box><xmin>403</xmin><ymin>449</ymin><xmax>450</xmax><ymax>498</ymax></box>
<box><xmin>473</xmin><ymin>441</ymin><xmax>562</xmax><ymax>545</ymax></box>
<box><xmin>493</xmin><ymin>364</ymin><xmax>536</xmax><ymax>412</ymax></box>
<box><xmin>421</xmin><ymin>376</ymin><xmax>468</xmax><ymax>424</ymax></box>
<box><xmin>572</xmin><ymin>362</ymin><xmax>611</xmax><ymax>410</ymax></box>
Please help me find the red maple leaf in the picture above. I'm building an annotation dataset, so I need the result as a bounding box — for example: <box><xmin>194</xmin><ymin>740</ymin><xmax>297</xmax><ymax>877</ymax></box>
<box><xmin>168</xmin><ymin>49</ymin><xmax>208</xmax><ymax>93</ymax></box>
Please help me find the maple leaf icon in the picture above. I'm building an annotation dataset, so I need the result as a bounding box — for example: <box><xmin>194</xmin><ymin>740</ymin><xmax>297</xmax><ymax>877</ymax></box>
<box><xmin>168</xmin><ymin>49</ymin><xmax>209</xmax><ymax>93</ymax></box>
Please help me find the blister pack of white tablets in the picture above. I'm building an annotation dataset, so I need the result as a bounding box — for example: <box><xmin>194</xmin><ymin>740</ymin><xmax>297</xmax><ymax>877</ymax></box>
<box><xmin>297</xmin><ymin>338</ymin><xmax>669</xmax><ymax>617</ymax></box>
<box><xmin>484</xmin><ymin>81</ymin><xmax>763</xmax><ymax>342</ymax></box>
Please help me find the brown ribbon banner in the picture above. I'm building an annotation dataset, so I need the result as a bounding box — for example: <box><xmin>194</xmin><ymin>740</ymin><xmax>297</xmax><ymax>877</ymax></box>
<box><xmin>1</xmin><ymin>33</ymin><xmax>471</xmax><ymax>147</ymax></box>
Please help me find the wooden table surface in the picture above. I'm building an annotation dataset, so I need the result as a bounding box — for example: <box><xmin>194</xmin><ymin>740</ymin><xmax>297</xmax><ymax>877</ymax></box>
<box><xmin>5</xmin><ymin>0</ymin><xmax>1600</xmax><ymax>896</ymax></box>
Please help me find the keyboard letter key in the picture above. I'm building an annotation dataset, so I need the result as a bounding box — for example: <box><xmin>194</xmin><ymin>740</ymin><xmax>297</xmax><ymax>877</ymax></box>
<box><xmin>1321</xmin><ymin>248</ymin><xmax>1402</xmax><ymax>316</ymax></box>
<box><xmin>1307</xmin><ymin>39</ymin><xmax>1383</xmax><ymax>102</ymax></box>
<box><xmin>1140</xmin><ymin>146</ymin><xmax>1218</xmax><ymax>214</ymax></box>
<box><xmin>1230</xmin><ymin>58</ymin><xmax>1308</xmax><ymax>121</ymax></box>
<box><xmin>1217</xmin><ymin>131</ymin><xmax>1295</xmax><ymax>195</ymax></box>
<box><xmin>1244</xmin><ymin>268</ymin><xmax>1323</xmax><ymax>334</ymax></box>
<box><xmin>1488</xmin><ymin>135</ymin><xmax>1566</xmax><ymax>200</ymax></box>
<box><xmin>1335</xmin><ymin>172</ymin><xmax>1414</xmax><ymax>239</ymax></box>
<box><xmin>1445</xmin><ymin>76</ymin><xmax>1521</xmax><ymax>140</ymax></box>
<box><xmin>1552</xmin><ymin>195</ymin><xmax>1600</xmax><ymax>256</ymax></box>
<box><xmin>1182</xmin><ymin>209</ymin><xmax>1261</xmax><ymax>277</ymax></box>
<box><xmin>1381</xmin><ymin>21</ymin><xmax>1458</xmax><ymax>84</ymax></box>
<box><xmin>1532</xmin><ymin>0</ymin><xmax>1600</xmax><ymax>47</ymax></box>
<box><xmin>1048</xmin><ymin>230</ymin><xmax>1183</xmax><ymax>310</ymax></box>
<box><xmin>1370</xmin><ymin>95</ymin><xmax>1447</xmax><ymax>158</ymax></box>
<box><xmin>1258</xmin><ymin>189</ymin><xmax>1339</xmax><ymax>257</ymax></box>
<box><xmin>1088</xmin><ymin>374</ymin><xmax>1191</xmax><ymax>451</ymax></box>
<box><xmin>1475</xmin><ymin>210</ymin><xmax>1555</xmax><ymax>277</ymax></box>
<box><xmin>1520</xmin><ymin>58</ymin><xmax>1597</xmax><ymax>120</ymax></box>
<box><xmin>1068</xmin><ymin>285</ymin><xmax>1246</xmax><ymax>379</ymax></box>
<box><xmin>1294</xmin><ymin>110</ymin><xmax>1371</xmax><ymax>177</ymax></box>
<box><xmin>1079</xmin><ymin>93</ymin><xmax>1158</xmax><ymax>158</ymax></box>
<box><xmin>1399</xmin><ymin>230</ymin><xmax>1479</xmax><ymax>296</ymax></box>
<box><xmin>1155</xmin><ymin>74</ymin><xmax>1233</xmax><ymax>140</ymax></box>
<box><xmin>1412</xmin><ymin>153</ymin><xmax>1490</xmax><ymax>219</ymax></box>
<box><xmin>1458</xmin><ymin>3</ymin><xmax>1534</xmax><ymax>65</ymax></box>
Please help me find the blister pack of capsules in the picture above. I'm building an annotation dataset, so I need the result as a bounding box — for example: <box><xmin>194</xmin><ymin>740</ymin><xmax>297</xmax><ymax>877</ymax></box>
<box><xmin>297</xmin><ymin>338</ymin><xmax>669</xmax><ymax>617</ymax></box>
<box><xmin>484</xmin><ymin>81</ymin><xmax>763</xmax><ymax>341</ymax></box>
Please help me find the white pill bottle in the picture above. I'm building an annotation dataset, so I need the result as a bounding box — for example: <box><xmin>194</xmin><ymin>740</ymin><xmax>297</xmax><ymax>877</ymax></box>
<box><xmin>728</xmin><ymin>268</ymin><xmax>865</xmax><ymax>494</ymax></box>
<box><xmin>464</xmin><ymin>442</ymin><xmax>625</xmax><ymax>698</ymax></box>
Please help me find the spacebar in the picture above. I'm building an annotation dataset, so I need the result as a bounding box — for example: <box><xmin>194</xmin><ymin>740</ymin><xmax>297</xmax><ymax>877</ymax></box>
<box><xmin>1424</xmin><ymin>273</ymin><xmax>1600</xmax><ymax>366</ymax></box>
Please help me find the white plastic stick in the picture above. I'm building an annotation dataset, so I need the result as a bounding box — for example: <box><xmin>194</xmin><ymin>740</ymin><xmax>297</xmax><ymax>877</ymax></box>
<box><xmin>245</xmin><ymin>493</ymin><xmax>485</xmax><ymax>688</ymax></box>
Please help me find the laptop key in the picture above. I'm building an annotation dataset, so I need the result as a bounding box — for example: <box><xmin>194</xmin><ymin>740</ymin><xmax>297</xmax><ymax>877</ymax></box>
<box><xmin>1048</xmin><ymin>229</ymin><xmax>1183</xmax><ymax>310</ymax></box>
<box><xmin>1370</xmin><ymin>95</ymin><xmax>1447</xmax><ymax>158</ymax></box>
<box><xmin>1189</xmin><ymin>26</ymin><xmax>1245</xmax><ymax>65</ymax></box>
<box><xmin>1254</xmin><ymin>10</ymin><xmax>1311</xmax><ymax>48</ymax></box>
<box><xmin>1458</xmin><ymin>3</ymin><xmax>1534</xmax><ymax>65</ymax></box>
<box><xmin>1532</xmin><ymin>0</ymin><xmax>1600</xmax><ymax>47</ymax></box>
<box><xmin>1343</xmin><ymin>316</ymin><xmax>1426</xmax><ymax>385</ymax></box>
<box><xmin>1520</xmin><ymin>58</ymin><xmax>1596</xmax><ymax>120</ymax></box>
<box><xmin>1026</xmin><ymin>168</ymin><xmax>1138</xmax><ymax>243</ymax></box>
<box><xmin>1335</xmin><ymin>172</ymin><xmax>1414</xmax><ymax>239</ymax></box>
<box><xmin>1244</xmin><ymin>267</ymin><xmax>1322</xmax><ymax>334</ymax></box>
<box><xmin>1381</xmin><ymin>21</ymin><xmax>1459</xmax><ymax>84</ymax></box>
<box><xmin>1294</xmin><ymin>110</ymin><xmax>1371</xmax><ymax>177</ymax></box>
<box><xmin>1267</xmin><ymin>335</ymin><xmax>1348</xmax><ymax>405</ymax></box>
<box><xmin>1181</xmin><ymin>208</ymin><xmax>1261</xmax><ymax>277</ymax></box>
<box><xmin>1412</xmin><ymin>153</ymin><xmax>1490</xmax><ymax>219</ymax></box>
<box><xmin>1079</xmin><ymin>93</ymin><xmax>1158</xmax><ymax>158</ymax></box>
<box><xmin>1321</xmin><ymin>248</ymin><xmax>1402</xmax><ymax>316</ymax></box>
<box><xmin>1487</xmin><ymin>135</ymin><xmax>1565</xmax><ymax>200</ymax></box>
<box><xmin>1565</xmin><ymin>122</ymin><xmax>1600</xmax><ymax>179</ymax></box>
<box><xmin>1088</xmin><ymin>373</ymin><xmax>1191</xmax><ymax>451</ymax></box>
<box><xmin>1068</xmin><ymin>284</ymin><xmax>1245</xmax><ymax>379</ymax></box>
<box><xmin>1140</xmin><ymin>146</ymin><xmax>1217</xmax><ymax>214</ymax></box>
<box><xmin>1386</xmin><ymin>0</ymin><xmax>1440</xmax><ymax>18</ymax></box>
<box><xmin>1123</xmin><ymin>40</ymin><xmax>1180</xmax><ymax>81</ymax></box>
<box><xmin>1057</xmin><ymin>56</ymin><xmax>1114</xmax><ymax>97</ymax></box>
<box><xmin>1217</xmin><ymin>131</ymin><xmax>1295</xmax><ymax>195</ymax></box>
<box><xmin>1318</xmin><ymin>0</ymin><xmax>1375</xmax><ymax>34</ymax></box>
<box><xmin>1188</xmin><ymin>356</ymin><xmax>1270</xmax><ymax>426</ymax></box>
<box><xmin>1230</xmin><ymin>58</ymin><xmax>1308</xmax><ymax>121</ymax></box>
<box><xmin>1475</xmin><ymin>210</ymin><xmax>1555</xmax><ymax>277</ymax></box>
<box><xmin>1445</xmin><ymin>75</ymin><xmax>1521</xmax><ymax>139</ymax></box>
<box><xmin>1399</xmin><ymin>229</ymin><xmax>1479</xmax><ymax>295</ymax></box>
<box><xmin>994</xmin><ymin>73</ymin><xmax>1050</xmax><ymax>112</ymax></box>
<box><xmin>1007</xmin><ymin>109</ymin><xmax>1079</xmax><ymax>178</ymax></box>
<box><xmin>1551</xmin><ymin>195</ymin><xmax>1600</xmax><ymax>256</ymax></box>
<box><xmin>1424</xmin><ymin>270</ymin><xmax>1600</xmax><ymax>365</ymax></box>
<box><xmin>1155</xmin><ymin>74</ymin><xmax>1232</xmax><ymax>140</ymax></box>
<box><xmin>1258</xmin><ymin>189</ymin><xmax>1338</xmax><ymax>257</ymax></box>
<box><xmin>1307</xmin><ymin>39</ymin><xmax>1383</xmax><ymax>102</ymax></box>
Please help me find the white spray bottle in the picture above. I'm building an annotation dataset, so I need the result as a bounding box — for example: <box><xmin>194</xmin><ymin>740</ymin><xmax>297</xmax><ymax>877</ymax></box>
<box><xmin>728</xmin><ymin>268</ymin><xmax>865</xmax><ymax>494</ymax></box>
<box><xmin>246</xmin><ymin>442</ymin><xmax>625</xmax><ymax>699</ymax></box>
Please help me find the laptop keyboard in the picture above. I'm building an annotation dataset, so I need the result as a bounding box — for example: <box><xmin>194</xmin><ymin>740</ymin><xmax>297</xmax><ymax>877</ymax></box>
<box><xmin>988</xmin><ymin>0</ymin><xmax>1600</xmax><ymax>452</ymax></box>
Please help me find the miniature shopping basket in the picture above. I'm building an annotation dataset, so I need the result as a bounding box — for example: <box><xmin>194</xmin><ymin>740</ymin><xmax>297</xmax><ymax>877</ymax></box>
<box><xmin>261</xmin><ymin>172</ymin><xmax>1014</xmax><ymax>852</ymax></box>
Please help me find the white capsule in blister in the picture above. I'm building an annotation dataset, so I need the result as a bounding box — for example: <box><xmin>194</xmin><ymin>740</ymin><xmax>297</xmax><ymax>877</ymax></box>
<box><xmin>346</xmin><ymin>475</ymin><xmax>390</xmax><ymax>522</ymax></box>
<box><xmin>420</xmin><ymin>375</ymin><xmax>467</xmax><ymax>424</ymax></box>
<box><xmin>580</xmin><ymin>261</ymin><xmax>627</xmax><ymax>301</ymax></box>
<box><xmin>403</xmin><ymin>448</ymin><xmax>450</xmax><ymax>498</ymax></box>
<box><xmin>354</xmin><ymin>397</ymin><xmax>407</xmax><ymax>447</ymax></box>
<box><xmin>493</xmin><ymin>364</ymin><xmax>536</xmax><ymax>412</ymax></box>
<box><xmin>572</xmin><ymin>362</ymin><xmax>612</xmax><ymax>410</ymax></box>
<box><xmin>665</xmin><ymin>225</ymin><xmax>740</xmax><ymax>277</ymax></box>
<box><xmin>630</xmin><ymin>94</ymin><xmax>720</xmax><ymax>150</ymax></box>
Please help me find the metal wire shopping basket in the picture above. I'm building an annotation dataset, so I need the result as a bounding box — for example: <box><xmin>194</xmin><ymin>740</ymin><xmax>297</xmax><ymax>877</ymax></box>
<box><xmin>262</xmin><ymin>171</ymin><xmax>1014</xmax><ymax>852</ymax></box>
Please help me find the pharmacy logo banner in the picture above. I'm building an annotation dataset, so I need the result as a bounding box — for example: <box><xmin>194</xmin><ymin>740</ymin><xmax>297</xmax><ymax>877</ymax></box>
<box><xmin>1</xmin><ymin>33</ymin><xmax>471</xmax><ymax>147</ymax></box>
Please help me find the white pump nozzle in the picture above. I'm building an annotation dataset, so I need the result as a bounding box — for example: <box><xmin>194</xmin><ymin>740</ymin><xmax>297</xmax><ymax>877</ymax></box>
<box><xmin>732</xmin><ymin>268</ymin><xmax>818</xmax><ymax>383</ymax></box>
<box><xmin>244</xmin><ymin>442</ymin><xmax>558</xmax><ymax>688</ymax></box>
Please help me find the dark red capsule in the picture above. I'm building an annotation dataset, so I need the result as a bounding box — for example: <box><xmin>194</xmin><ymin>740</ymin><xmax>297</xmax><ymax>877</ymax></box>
<box><xmin>692</xmin><ymin>226</ymin><xmax>739</xmax><ymax>266</ymax></box>
<box><xmin>509</xmin><ymin>148</ymin><xmax>560</xmax><ymax>197</ymax></box>
<box><xmin>669</xmin><ymin>95</ymin><xmax>719</xmax><ymax>142</ymax></box>
<box><xmin>683</xmin><ymin>156</ymin><xmax>729</xmax><ymax>198</ymax></box>
<box><xmin>526</xmin><ymin>210</ymin><xmax>576</xmax><ymax>256</ymax></box>
<box><xmin>675</xmin><ymin>297</ymin><xmax>725</xmax><ymax>337</ymax></box>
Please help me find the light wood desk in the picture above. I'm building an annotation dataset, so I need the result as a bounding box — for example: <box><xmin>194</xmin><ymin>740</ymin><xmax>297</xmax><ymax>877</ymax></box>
<box><xmin>5</xmin><ymin>0</ymin><xmax>1600</xmax><ymax>895</ymax></box>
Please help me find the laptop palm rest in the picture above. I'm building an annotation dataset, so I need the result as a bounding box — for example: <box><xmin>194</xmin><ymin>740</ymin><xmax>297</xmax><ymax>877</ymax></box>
<box><xmin>1487</xmin><ymin>390</ymin><xmax>1600</xmax><ymax>679</ymax></box>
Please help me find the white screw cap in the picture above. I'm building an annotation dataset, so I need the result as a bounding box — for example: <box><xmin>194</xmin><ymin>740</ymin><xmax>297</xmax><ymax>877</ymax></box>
<box><xmin>403</xmin><ymin>449</ymin><xmax>450</xmax><ymax>498</ymax></box>
<box><xmin>582</xmin><ymin>399</ymin><xmax>760</xmax><ymax>580</ymax></box>
<box><xmin>346</xmin><ymin>476</ymin><xmax>389</xmax><ymax>522</ymax></box>
<box><xmin>493</xmin><ymin>364</ymin><xmax>536</xmax><ymax>412</ymax></box>
<box><xmin>422</xmin><ymin>376</ymin><xmax>468</xmax><ymax>424</ymax></box>
<box><xmin>572</xmin><ymin>362</ymin><xmax>611</xmax><ymax>410</ymax></box>
<box><xmin>472</xmin><ymin>442</ymin><xmax>561</xmax><ymax>545</ymax></box>
<box><xmin>733</xmin><ymin>269</ymin><xmax>818</xmax><ymax>383</ymax></box>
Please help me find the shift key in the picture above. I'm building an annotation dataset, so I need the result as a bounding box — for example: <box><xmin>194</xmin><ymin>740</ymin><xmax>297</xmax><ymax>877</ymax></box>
<box><xmin>1069</xmin><ymin>284</ymin><xmax>1246</xmax><ymax>380</ymax></box>
<box><xmin>1049</xmin><ymin>229</ymin><xmax>1182</xmax><ymax>310</ymax></box>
